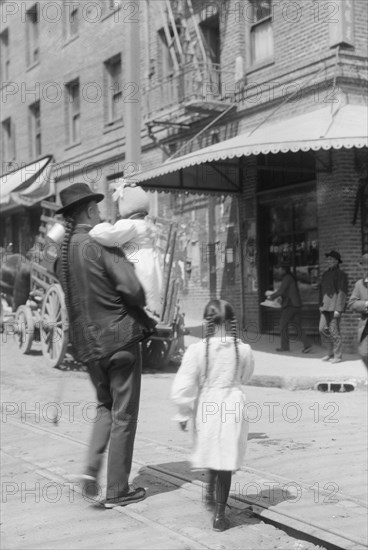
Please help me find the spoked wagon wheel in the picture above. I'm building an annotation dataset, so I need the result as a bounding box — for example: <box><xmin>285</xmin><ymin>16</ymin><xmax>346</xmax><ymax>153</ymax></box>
<box><xmin>15</xmin><ymin>305</ymin><xmax>35</xmax><ymax>354</ymax></box>
<box><xmin>41</xmin><ymin>284</ymin><xmax>69</xmax><ymax>368</ymax></box>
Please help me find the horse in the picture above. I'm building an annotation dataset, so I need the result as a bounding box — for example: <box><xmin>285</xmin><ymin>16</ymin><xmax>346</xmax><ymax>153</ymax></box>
<box><xmin>0</xmin><ymin>253</ymin><xmax>31</xmax><ymax>312</ymax></box>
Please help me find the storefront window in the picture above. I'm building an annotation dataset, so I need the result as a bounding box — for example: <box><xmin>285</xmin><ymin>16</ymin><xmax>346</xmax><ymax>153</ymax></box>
<box><xmin>260</xmin><ymin>188</ymin><xmax>319</xmax><ymax>305</ymax></box>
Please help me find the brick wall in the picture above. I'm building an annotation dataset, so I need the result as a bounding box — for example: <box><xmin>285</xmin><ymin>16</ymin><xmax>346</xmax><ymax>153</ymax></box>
<box><xmin>1</xmin><ymin>0</ymin><xmax>367</xmax><ymax>180</ymax></box>
<box><xmin>317</xmin><ymin>147</ymin><xmax>366</xmax><ymax>353</ymax></box>
<box><xmin>1</xmin><ymin>0</ymin><xmax>366</xmax><ymax>353</ymax></box>
<box><xmin>237</xmin><ymin>148</ymin><xmax>367</xmax><ymax>354</ymax></box>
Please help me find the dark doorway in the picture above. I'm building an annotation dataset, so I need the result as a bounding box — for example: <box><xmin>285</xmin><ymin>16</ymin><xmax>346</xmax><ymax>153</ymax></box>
<box><xmin>258</xmin><ymin>186</ymin><xmax>320</xmax><ymax>336</ymax></box>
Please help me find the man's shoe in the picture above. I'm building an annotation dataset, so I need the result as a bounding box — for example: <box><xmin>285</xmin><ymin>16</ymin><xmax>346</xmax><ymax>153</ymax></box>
<box><xmin>321</xmin><ymin>355</ymin><xmax>333</xmax><ymax>362</ymax></box>
<box><xmin>276</xmin><ymin>348</ymin><xmax>289</xmax><ymax>352</ymax></box>
<box><xmin>102</xmin><ymin>487</ymin><xmax>146</xmax><ymax>508</ymax></box>
<box><xmin>330</xmin><ymin>357</ymin><xmax>342</xmax><ymax>364</ymax></box>
<box><xmin>302</xmin><ymin>346</ymin><xmax>312</xmax><ymax>354</ymax></box>
<box><xmin>79</xmin><ymin>475</ymin><xmax>99</xmax><ymax>498</ymax></box>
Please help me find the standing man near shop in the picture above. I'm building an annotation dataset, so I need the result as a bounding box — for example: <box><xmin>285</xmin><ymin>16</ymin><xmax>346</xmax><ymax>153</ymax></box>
<box><xmin>55</xmin><ymin>182</ymin><xmax>154</xmax><ymax>508</ymax></box>
<box><xmin>319</xmin><ymin>250</ymin><xmax>349</xmax><ymax>363</ymax></box>
<box><xmin>348</xmin><ymin>253</ymin><xmax>368</xmax><ymax>369</ymax></box>
<box><xmin>266</xmin><ymin>260</ymin><xmax>312</xmax><ymax>353</ymax></box>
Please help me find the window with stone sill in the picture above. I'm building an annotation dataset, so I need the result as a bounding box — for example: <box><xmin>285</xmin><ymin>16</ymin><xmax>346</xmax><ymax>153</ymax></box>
<box><xmin>26</xmin><ymin>3</ymin><xmax>39</xmax><ymax>66</ymax></box>
<box><xmin>158</xmin><ymin>26</ymin><xmax>179</xmax><ymax>80</ymax></box>
<box><xmin>63</xmin><ymin>1</ymin><xmax>79</xmax><ymax>41</ymax></box>
<box><xmin>65</xmin><ymin>79</ymin><xmax>81</xmax><ymax>145</ymax></box>
<box><xmin>2</xmin><ymin>117</ymin><xmax>15</xmax><ymax>163</ymax></box>
<box><xmin>0</xmin><ymin>28</ymin><xmax>10</xmax><ymax>82</ymax></box>
<box><xmin>29</xmin><ymin>101</ymin><xmax>41</xmax><ymax>158</ymax></box>
<box><xmin>104</xmin><ymin>55</ymin><xmax>123</xmax><ymax>125</ymax></box>
<box><xmin>249</xmin><ymin>0</ymin><xmax>273</xmax><ymax>65</ymax></box>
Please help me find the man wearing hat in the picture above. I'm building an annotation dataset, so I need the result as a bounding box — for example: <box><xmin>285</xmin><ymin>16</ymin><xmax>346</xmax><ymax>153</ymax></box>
<box><xmin>266</xmin><ymin>260</ymin><xmax>312</xmax><ymax>353</ymax></box>
<box><xmin>319</xmin><ymin>250</ymin><xmax>349</xmax><ymax>363</ymax></box>
<box><xmin>55</xmin><ymin>182</ymin><xmax>153</xmax><ymax>508</ymax></box>
<box><xmin>348</xmin><ymin>254</ymin><xmax>368</xmax><ymax>369</ymax></box>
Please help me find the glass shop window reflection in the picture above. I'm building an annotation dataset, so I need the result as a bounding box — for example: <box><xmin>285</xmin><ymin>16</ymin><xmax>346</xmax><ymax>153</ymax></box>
<box><xmin>268</xmin><ymin>192</ymin><xmax>319</xmax><ymax>304</ymax></box>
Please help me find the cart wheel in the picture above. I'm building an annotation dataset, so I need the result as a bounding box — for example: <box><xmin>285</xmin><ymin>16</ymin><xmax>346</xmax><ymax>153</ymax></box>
<box><xmin>41</xmin><ymin>284</ymin><xmax>69</xmax><ymax>368</ymax></box>
<box><xmin>15</xmin><ymin>305</ymin><xmax>35</xmax><ymax>354</ymax></box>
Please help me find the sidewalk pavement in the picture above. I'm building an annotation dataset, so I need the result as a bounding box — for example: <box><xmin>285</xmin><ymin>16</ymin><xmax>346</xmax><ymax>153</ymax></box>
<box><xmin>183</xmin><ymin>319</ymin><xmax>368</xmax><ymax>391</ymax></box>
<box><xmin>132</xmin><ymin>438</ymin><xmax>368</xmax><ymax>550</ymax></box>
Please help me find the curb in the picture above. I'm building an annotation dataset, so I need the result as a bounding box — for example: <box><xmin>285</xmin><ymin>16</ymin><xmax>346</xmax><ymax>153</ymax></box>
<box><xmin>248</xmin><ymin>374</ymin><xmax>368</xmax><ymax>391</ymax></box>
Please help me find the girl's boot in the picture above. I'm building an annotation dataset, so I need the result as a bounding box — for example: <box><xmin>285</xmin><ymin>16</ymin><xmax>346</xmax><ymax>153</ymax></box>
<box><xmin>213</xmin><ymin>503</ymin><xmax>230</xmax><ymax>531</ymax></box>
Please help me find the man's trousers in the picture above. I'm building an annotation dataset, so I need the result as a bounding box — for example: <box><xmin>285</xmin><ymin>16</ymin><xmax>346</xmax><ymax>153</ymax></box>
<box><xmin>279</xmin><ymin>306</ymin><xmax>311</xmax><ymax>351</ymax></box>
<box><xmin>86</xmin><ymin>343</ymin><xmax>142</xmax><ymax>499</ymax></box>
<box><xmin>319</xmin><ymin>312</ymin><xmax>342</xmax><ymax>360</ymax></box>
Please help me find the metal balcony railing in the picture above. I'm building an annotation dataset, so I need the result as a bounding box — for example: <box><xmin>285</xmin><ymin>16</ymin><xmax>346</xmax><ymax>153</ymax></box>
<box><xmin>143</xmin><ymin>63</ymin><xmax>234</xmax><ymax>121</ymax></box>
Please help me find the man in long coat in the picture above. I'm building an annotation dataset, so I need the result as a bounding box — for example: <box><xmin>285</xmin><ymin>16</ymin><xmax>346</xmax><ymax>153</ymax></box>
<box><xmin>55</xmin><ymin>183</ymin><xmax>154</xmax><ymax>508</ymax></box>
<box><xmin>348</xmin><ymin>253</ymin><xmax>368</xmax><ymax>369</ymax></box>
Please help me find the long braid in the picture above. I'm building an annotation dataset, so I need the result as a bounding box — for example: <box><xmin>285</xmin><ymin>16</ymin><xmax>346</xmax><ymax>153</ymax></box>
<box><xmin>60</xmin><ymin>216</ymin><xmax>75</xmax><ymax>316</ymax></box>
<box><xmin>60</xmin><ymin>208</ymin><xmax>96</xmax><ymax>363</ymax></box>
<box><xmin>204</xmin><ymin>315</ymin><xmax>215</xmax><ymax>383</ymax></box>
<box><xmin>231</xmin><ymin>316</ymin><xmax>239</xmax><ymax>382</ymax></box>
<box><xmin>203</xmin><ymin>299</ymin><xmax>240</xmax><ymax>387</ymax></box>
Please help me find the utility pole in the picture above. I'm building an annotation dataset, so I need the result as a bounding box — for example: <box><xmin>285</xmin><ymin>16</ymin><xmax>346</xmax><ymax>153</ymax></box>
<box><xmin>124</xmin><ymin>0</ymin><xmax>141</xmax><ymax>175</ymax></box>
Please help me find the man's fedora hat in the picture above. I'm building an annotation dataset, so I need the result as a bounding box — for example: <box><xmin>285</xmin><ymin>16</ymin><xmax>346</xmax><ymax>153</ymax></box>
<box><xmin>325</xmin><ymin>250</ymin><xmax>342</xmax><ymax>264</ymax></box>
<box><xmin>56</xmin><ymin>183</ymin><xmax>104</xmax><ymax>214</ymax></box>
<box><xmin>360</xmin><ymin>253</ymin><xmax>368</xmax><ymax>266</ymax></box>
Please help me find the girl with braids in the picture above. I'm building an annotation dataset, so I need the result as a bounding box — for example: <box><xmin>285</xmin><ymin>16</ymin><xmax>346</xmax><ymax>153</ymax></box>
<box><xmin>171</xmin><ymin>299</ymin><xmax>254</xmax><ymax>531</ymax></box>
<box><xmin>55</xmin><ymin>183</ymin><xmax>154</xmax><ymax>508</ymax></box>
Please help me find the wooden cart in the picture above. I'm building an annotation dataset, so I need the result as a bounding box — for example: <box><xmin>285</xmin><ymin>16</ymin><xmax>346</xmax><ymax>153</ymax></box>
<box><xmin>14</xmin><ymin>200</ymin><xmax>69</xmax><ymax>367</ymax></box>
<box><xmin>14</xmin><ymin>203</ymin><xmax>186</xmax><ymax>369</ymax></box>
<box><xmin>141</xmin><ymin>218</ymin><xmax>187</xmax><ymax>369</ymax></box>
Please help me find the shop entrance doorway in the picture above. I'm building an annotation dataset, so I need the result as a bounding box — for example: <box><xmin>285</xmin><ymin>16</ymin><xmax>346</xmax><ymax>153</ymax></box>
<box><xmin>258</xmin><ymin>185</ymin><xmax>320</xmax><ymax>336</ymax></box>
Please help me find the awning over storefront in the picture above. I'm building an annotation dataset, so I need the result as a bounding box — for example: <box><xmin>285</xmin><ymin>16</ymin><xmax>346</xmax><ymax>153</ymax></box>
<box><xmin>131</xmin><ymin>104</ymin><xmax>368</xmax><ymax>193</ymax></box>
<box><xmin>0</xmin><ymin>156</ymin><xmax>55</xmax><ymax>210</ymax></box>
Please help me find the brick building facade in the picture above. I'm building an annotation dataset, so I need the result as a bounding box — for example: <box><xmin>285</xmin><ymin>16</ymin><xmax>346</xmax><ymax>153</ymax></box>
<box><xmin>1</xmin><ymin>0</ymin><xmax>367</xmax><ymax>352</ymax></box>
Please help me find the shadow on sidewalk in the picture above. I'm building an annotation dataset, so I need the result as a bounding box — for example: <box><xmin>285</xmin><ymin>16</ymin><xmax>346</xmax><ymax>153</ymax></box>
<box><xmin>26</xmin><ymin>349</ymin><xmax>43</xmax><ymax>356</ymax></box>
<box><xmin>132</xmin><ymin>460</ymin><xmax>295</xmax><ymax>531</ymax></box>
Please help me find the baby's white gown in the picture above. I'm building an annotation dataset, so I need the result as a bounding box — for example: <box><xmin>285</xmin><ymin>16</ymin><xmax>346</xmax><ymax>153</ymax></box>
<box><xmin>90</xmin><ymin>218</ymin><xmax>163</xmax><ymax>315</ymax></box>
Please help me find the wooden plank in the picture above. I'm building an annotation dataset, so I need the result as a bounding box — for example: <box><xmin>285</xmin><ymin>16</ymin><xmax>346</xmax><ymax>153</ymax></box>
<box><xmin>31</xmin><ymin>262</ymin><xmax>49</xmax><ymax>277</ymax></box>
<box><xmin>161</xmin><ymin>227</ymin><xmax>177</xmax><ymax>322</ymax></box>
<box><xmin>41</xmin><ymin>200</ymin><xmax>60</xmax><ymax>211</ymax></box>
<box><xmin>165</xmin><ymin>279</ymin><xmax>179</xmax><ymax>325</ymax></box>
<box><xmin>31</xmin><ymin>275</ymin><xmax>50</xmax><ymax>292</ymax></box>
<box><xmin>31</xmin><ymin>261</ymin><xmax>58</xmax><ymax>284</ymax></box>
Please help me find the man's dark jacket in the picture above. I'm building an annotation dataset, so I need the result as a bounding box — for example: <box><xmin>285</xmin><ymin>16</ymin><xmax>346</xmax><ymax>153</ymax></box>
<box><xmin>56</xmin><ymin>226</ymin><xmax>153</xmax><ymax>364</ymax></box>
<box><xmin>270</xmin><ymin>273</ymin><xmax>302</xmax><ymax>309</ymax></box>
<box><xmin>319</xmin><ymin>266</ymin><xmax>348</xmax><ymax>312</ymax></box>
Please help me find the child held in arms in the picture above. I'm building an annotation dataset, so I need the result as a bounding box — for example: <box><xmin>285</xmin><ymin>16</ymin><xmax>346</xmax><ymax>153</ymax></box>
<box><xmin>90</xmin><ymin>181</ymin><xmax>163</xmax><ymax>317</ymax></box>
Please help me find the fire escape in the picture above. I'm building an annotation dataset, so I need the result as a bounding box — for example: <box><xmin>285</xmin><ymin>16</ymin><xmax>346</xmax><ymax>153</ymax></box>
<box><xmin>143</xmin><ymin>0</ymin><xmax>236</xmax><ymax>153</ymax></box>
